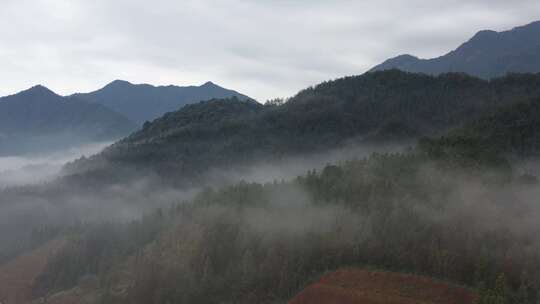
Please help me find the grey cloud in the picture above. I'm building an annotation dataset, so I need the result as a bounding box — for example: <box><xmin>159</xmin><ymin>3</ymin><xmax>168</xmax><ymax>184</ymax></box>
<box><xmin>1</xmin><ymin>0</ymin><xmax>539</xmax><ymax>101</ymax></box>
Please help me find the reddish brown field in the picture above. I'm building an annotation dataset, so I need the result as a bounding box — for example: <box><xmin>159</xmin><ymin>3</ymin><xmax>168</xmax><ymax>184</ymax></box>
<box><xmin>289</xmin><ymin>269</ymin><xmax>476</xmax><ymax>304</ymax></box>
<box><xmin>0</xmin><ymin>239</ymin><xmax>65</xmax><ymax>304</ymax></box>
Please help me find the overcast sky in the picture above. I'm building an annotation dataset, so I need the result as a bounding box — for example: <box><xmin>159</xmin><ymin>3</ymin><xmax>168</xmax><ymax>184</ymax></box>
<box><xmin>1</xmin><ymin>0</ymin><xmax>540</xmax><ymax>101</ymax></box>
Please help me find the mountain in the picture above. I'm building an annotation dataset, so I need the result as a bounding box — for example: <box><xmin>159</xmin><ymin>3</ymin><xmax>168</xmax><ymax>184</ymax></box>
<box><xmin>34</xmin><ymin>145</ymin><xmax>535</xmax><ymax>304</ymax></box>
<box><xmin>8</xmin><ymin>73</ymin><xmax>540</xmax><ymax>304</ymax></box>
<box><xmin>371</xmin><ymin>20</ymin><xmax>540</xmax><ymax>78</ymax></box>
<box><xmin>0</xmin><ymin>85</ymin><xmax>137</xmax><ymax>155</ymax></box>
<box><xmin>72</xmin><ymin>80</ymin><xmax>251</xmax><ymax>124</ymax></box>
<box><xmin>65</xmin><ymin>70</ymin><xmax>540</xmax><ymax>183</ymax></box>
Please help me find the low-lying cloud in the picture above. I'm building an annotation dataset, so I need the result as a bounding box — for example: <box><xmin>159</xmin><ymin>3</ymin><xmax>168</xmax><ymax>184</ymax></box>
<box><xmin>0</xmin><ymin>141</ymin><xmax>111</xmax><ymax>188</ymax></box>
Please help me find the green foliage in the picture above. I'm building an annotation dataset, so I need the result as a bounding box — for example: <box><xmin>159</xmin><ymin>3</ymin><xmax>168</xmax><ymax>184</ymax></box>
<box><xmin>67</xmin><ymin>71</ymin><xmax>540</xmax><ymax>185</ymax></box>
<box><xmin>476</xmin><ymin>274</ymin><xmax>508</xmax><ymax>304</ymax></box>
<box><xmin>37</xmin><ymin>151</ymin><xmax>540</xmax><ymax>303</ymax></box>
<box><xmin>32</xmin><ymin>209</ymin><xmax>167</xmax><ymax>297</ymax></box>
<box><xmin>30</xmin><ymin>71</ymin><xmax>540</xmax><ymax>303</ymax></box>
<box><xmin>446</xmin><ymin>99</ymin><xmax>540</xmax><ymax>156</ymax></box>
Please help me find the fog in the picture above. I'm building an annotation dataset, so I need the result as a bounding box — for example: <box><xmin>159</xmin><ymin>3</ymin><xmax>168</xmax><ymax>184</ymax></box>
<box><xmin>2</xmin><ymin>140</ymin><xmax>540</xmax><ymax>301</ymax></box>
<box><xmin>77</xmin><ymin>155</ymin><xmax>540</xmax><ymax>303</ymax></box>
<box><xmin>206</xmin><ymin>142</ymin><xmax>407</xmax><ymax>185</ymax></box>
<box><xmin>0</xmin><ymin>142</ymin><xmax>404</xmax><ymax>219</ymax></box>
<box><xmin>0</xmin><ymin>143</ymin><xmax>403</xmax><ymax>262</ymax></box>
<box><xmin>0</xmin><ymin>141</ymin><xmax>112</xmax><ymax>188</ymax></box>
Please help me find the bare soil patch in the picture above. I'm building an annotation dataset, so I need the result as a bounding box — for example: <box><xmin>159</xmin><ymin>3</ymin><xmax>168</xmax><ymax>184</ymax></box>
<box><xmin>289</xmin><ymin>269</ymin><xmax>476</xmax><ymax>304</ymax></box>
<box><xmin>0</xmin><ymin>240</ymin><xmax>65</xmax><ymax>304</ymax></box>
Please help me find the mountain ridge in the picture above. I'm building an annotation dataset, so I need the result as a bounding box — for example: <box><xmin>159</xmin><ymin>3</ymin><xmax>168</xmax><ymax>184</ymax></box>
<box><xmin>65</xmin><ymin>70</ymin><xmax>540</xmax><ymax>185</ymax></box>
<box><xmin>72</xmin><ymin>80</ymin><xmax>252</xmax><ymax>124</ymax></box>
<box><xmin>0</xmin><ymin>85</ymin><xmax>137</xmax><ymax>155</ymax></box>
<box><xmin>371</xmin><ymin>20</ymin><xmax>540</xmax><ymax>78</ymax></box>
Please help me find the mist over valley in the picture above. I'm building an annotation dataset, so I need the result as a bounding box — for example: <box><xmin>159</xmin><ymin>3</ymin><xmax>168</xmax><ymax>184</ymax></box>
<box><xmin>1</xmin><ymin>6</ymin><xmax>540</xmax><ymax>304</ymax></box>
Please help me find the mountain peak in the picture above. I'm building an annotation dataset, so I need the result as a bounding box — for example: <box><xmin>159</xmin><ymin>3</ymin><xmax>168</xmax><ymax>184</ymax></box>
<box><xmin>370</xmin><ymin>19</ymin><xmax>540</xmax><ymax>78</ymax></box>
<box><xmin>106</xmin><ymin>79</ymin><xmax>133</xmax><ymax>88</ymax></box>
<box><xmin>29</xmin><ymin>84</ymin><xmax>52</xmax><ymax>92</ymax></box>
<box><xmin>73</xmin><ymin>79</ymin><xmax>251</xmax><ymax>124</ymax></box>
<box><xmin>387</xmin><ymin>54</ymin><xmax>420</xmax><ymax>63</ymax></box>
<box><xmin>18</xmin><ymin>85</ymin><xmax>58</xmax><ymax>98</ymax></box>
<box><xmin>201</xmin><ymin>81</ymin><xmax>219</xmax><ymax>87</ymax></box>
<box><xmin>470</xmin><ymin>29</ymin><xmax>497</xmax><ymax>41</ymax></box>
<box><xmin>369</xmin><ymin>54</ymin><xmax>420</xmax><ymax>72</ymax></box>
<box><xmin>395</xmin><ymin>54</ymin><xmax>419</xmax><ymax>60</ymax></box>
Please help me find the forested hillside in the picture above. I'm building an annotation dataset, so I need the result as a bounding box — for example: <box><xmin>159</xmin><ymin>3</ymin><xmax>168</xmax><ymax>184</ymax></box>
<box><xmin>32</xmin><ymin>146</ymin><xmax>540</xmax><ymax>304</ymax></box>
<box><xmin>66</xmin><ymin>70</ymin><xmax>540</xmax><ymax>183</ymax></box>
<box><xmin>420</xmin><ymin>98</ymin><xmax>540</xmax><ymax>160</ymax></box>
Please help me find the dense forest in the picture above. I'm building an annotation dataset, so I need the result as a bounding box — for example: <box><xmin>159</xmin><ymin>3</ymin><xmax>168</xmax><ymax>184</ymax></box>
<box><xmin>421</xmin><ymin>98</ymin><xmax>540</xmax><ymax>158</ymax></box>
<box><xmin>32</xmin><ymin>140</ymin><xmax>540</xmax><ymax>303</ymax></box>
<box><xmin>65</xmin><ymin>71</ymin><xmax>540</xmax><ymax>185</ymax></box>
<box><xmin>29</xmin><ymin>104</ymin><xmax>540</xmax><ymax>302</ymax></box>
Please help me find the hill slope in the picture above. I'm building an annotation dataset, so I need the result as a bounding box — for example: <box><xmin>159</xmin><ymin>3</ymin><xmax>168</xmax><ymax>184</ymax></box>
<box><xmin>289</xmin><ymin>269</ymin><xmax>476</xmax><ymax>304</ymax></box>
<box><xmin>36</xmin><ymin>151</ymin><xmax>536</xmax><ymax>304</ymax></box>
<box><xmin>0</xmin><ymin>86</ymin><xmax>137</xmax><ymax>155</ymax></box>
<box><xmin>371</xmin><ymin>20</ymin><xmax>540</xmax><ymax>78</ymax></box>
<box><xmin>0</xmin><ymin>239</ymin><xmax>65</xmax><ymax>304</ymax></box>
<box><xmin>73</xmin><ymin>80</ymin><xmax>250</xmax><ymax>124</ymax></box>
<box><xmin>67</xmin><ymin>71</ymin><xmax>540</xmax><ymax>183</ymax></box>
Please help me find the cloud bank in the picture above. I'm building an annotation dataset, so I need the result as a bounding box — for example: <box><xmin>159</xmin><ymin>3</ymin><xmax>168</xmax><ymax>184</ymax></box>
<box><xmin>0</xmin><ymin>141</ymin><xmax>111</xmax><ymax>188</ymax></box>
<box><xmin>1</xmin><ymin>0</ymin><xmax>540</xmax><ymax>101</ymax></box>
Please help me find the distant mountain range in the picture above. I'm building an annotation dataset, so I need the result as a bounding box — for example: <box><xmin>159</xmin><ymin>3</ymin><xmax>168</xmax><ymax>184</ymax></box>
<box><xmin>0</xmin><ymin>81</ymin><xmax>250</xmax><ymax>155</ymax></box>
<box><xmin>72</xmin><ymin>80</ymin><xmax>250</xmax><ymax>124</ymax></box>
<box><xmin>0</xmin><ymin>86</ymin><xmax>137</xmax><ymax>155</ymax></box>
<box><xmin>371</xmin><ymin>20</ymin><xmax>540</xmax><ymax>78</ymax></box>
<box><xmin>3</xmin><ymin>20</ymin><xmax>540</xmax><ymax>158</ymax></box>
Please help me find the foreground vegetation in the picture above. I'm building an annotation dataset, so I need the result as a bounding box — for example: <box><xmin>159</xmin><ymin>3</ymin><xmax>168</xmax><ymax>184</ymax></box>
<box><xmin>33</xmin><ymin>145</ymin><xmax>540</xmax><ymax>303</ymax></box>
